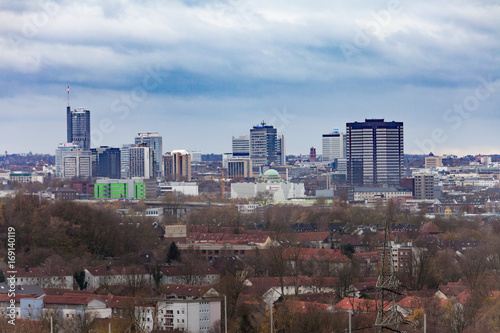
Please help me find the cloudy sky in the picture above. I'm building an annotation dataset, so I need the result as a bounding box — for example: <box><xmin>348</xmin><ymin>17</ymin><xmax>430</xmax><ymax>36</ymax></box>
<box><xmin>1</xmin><ymin>0</ymin><xmax>499</xmax><ymax>156</ymax></box>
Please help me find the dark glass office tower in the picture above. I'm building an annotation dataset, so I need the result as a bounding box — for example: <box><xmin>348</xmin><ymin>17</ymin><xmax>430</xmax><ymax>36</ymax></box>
<box><xmin>346</xmin><ymin>119</ymin><xmax>404</xmax><ymax>186</ymax></box>
<box><xmin>91</xmin><ymin>146</ymin><xmax>121</xmax><ymax>179</ymax></box>
<box><xmin>67</xmin><ymin>106</ymin><xmax>91</xmax><ymax>150</ymax></box>
<box><xmin>250</xmin><ymin>122</ymin><xmax>278</xmax><ymax>167</ymax></box>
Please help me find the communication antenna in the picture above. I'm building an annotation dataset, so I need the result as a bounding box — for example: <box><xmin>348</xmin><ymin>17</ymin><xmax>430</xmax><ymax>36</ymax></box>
<box><xmin>375</xmin><ymin>215</ymin><xmax>404</xmax><ymax>332</ymax></box>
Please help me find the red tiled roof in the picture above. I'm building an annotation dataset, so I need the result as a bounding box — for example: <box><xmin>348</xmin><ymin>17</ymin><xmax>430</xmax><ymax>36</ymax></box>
<box><xmin>353</xmin><ymin>252</ymin><xmax>380</xmax><ymax>263</ymax></box>
<box><xmin>334</xmin><ymin>297</ymin><xmax>390</xmax><ymax>312</ymax></box>
<box><xmin>398</xmin><ymin>296</ymin><xmax>424</xmax><ymax>309</ymax></box>
<box><xmin>97</xmin><ymin>295</ymin><xmax>154</xmax><ymax>308</ymax></box>
<box><xmin>0</xmin><ymin>294</ymin><xmax>39</xmax><ymax>302</ymax></box>
<box><xmin>285</xmin><ymin>300</ymin><xmax>330</xmax><ymax>313</ymax></box>
<box><xmin>194</xmin><ymin>233</ymin><xmax>225</xmax><ymax>242</ymax></box>
<box><xmin>8</xmin><ymin>266</ymin><xmax>72</xmax><ymax>278</ymax></box>
<box><xmin>42</xmin><ymin>295</ymin><xmax>104</xmax><ymax>305</ymax></box>
<box><xmin>85</xmin><ymin>265</ymin><xmax>149</xmax><ymax>277</ymax></box>
<box><xmin>160</xmin><ymin>265</ymin><xmax>218</xmax><ymax>276</ymax></box>
<box><xmin>281</xmin><ymin>232</ymin><xmax>331</xmax><ymax>243</ymax></box>
<box><xmin>42</xmin><ymin>288</ymin><xmax>90</xmax><ymax>295</ymax></box>
<box><xmin>246</xmin><ymin>235</ymin><xmax>270</xmax><ymax>243</ymax></box>
<box><xmin>438</xmin><ymin>282</ymin><xmax>467</xmax><ymax>297</ymax></box>
<box><xmin>220</xmin><ymin>234</ymin><xmax>249</xmax><ymax>241</ymax></box>
<box><xmin>159</xmin><ymin>284</ymin><xmax>212</xmax><ymax>297</ymax></box>
<box><xmin>339</xmin><ymin>234</ymin><xmax>362</xmax><ymax>246</ymax></box>
<box><xmin>283</xmin><ymin>248</ymin><xmax>350</xmax><ymax>262</ymax></box>
<box><xmin>456</xmin><ymin>290</ymin><xmax>471</xmax><ymax>304</ymax></box>
<box><xmin>309</xmin><ymin>277</ymin><xmax>340</xmax><ymax>287</ymax></box>
<box><xmin>419</xmin><ymin>221</ymin><xmax>442</xmax><ymax>233</ymax></box>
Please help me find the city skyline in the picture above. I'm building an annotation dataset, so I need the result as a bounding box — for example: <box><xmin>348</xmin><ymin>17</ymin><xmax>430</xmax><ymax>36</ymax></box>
<box><xmin>1</xmin><ymin>1</ymin><xmax>499</xmax><ymax>155</ymax></box>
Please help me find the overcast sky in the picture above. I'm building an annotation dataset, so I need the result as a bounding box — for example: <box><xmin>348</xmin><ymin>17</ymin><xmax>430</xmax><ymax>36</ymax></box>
<box><xmin>1</xmin><ymin>0</ymin><xmax>499</xmax><ymax>156</ymax></box>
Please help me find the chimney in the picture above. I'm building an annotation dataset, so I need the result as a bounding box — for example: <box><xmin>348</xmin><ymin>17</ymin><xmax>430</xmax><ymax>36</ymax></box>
<box><xmin>25</xmin><ymin>265</ymin><xmax>29</xmax><ymax>272</ymax></box>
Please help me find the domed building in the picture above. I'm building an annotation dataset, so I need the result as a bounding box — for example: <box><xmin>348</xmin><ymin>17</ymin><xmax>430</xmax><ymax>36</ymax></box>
<box><xmin>260</xmin><ymin>169</ymin><xmax>281</xmax><ymax>183</ymax></box>
<box><xmin>231</xmin><ymin>169</ymin><xmax>304</xmax><ymax>201</ymax></box>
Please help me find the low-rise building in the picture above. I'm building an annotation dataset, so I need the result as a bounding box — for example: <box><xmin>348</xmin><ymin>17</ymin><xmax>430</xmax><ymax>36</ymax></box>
<box><xmin>94</xmin><ymin>178</ymin><xmax>146</xmax><ymax>199</ymax></box>
<box><xmin>231</xmin><ymin>169</ymin><xmax>305</xmax><ymax>201</ymax></box>
<box><xmin>156</xmin><ymin>297</ymin><xmax>221</xmax><ymax>333</ymax></box>
<box><xmin>9</xmin><ymin>171</ymin><xmax>44</xmax><ymax>183</ymax></box>
<box><xmin>7</xmin><ymin>266</ymin><xmax>73</xmax><ymax>289</ymax></box>
<box><xmin>159</xmin><ymin>266</ymin><xmax>219</xmax><ymax>286</ymax></box>
<box><xmin>84</xmin><ymin>265</ymin><xmax>151</xmax><ymax>291</ymax></box>
<box><xmin>159</xmin><ymin>182</ymin><xmax>199</xmax><ymax>196</ymax></box>
<box><xmin>353</xmin><ymin>187</ymin><xmax>413</xmax><ymax>202</ymax></box>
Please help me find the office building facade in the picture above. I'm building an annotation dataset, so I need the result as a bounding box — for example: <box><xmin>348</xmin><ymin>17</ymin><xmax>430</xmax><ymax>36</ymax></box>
<box><xmin>322</xmin><ymin>130</ymin><xmax>346</xmax><ymax>162</ymax></box>
<box><xmin>277</xmin><ymin>134</ymin><xmax>285</xmax><ymax>166</ymax></box>
<box><xmin>120</xmin><ymin>144</ymin><xmax>134</xmax><ymax>179</ymax></box>
<box><xmin>414</xmin><ymin>173</ymin><xmax>435</xmax><ymax>200</ymax></box>
<box><xmin>67</xmin><ymin>107</ymin><xmax>91</xmax><ymax>150</ymax></box>
<box><xmin>91</xmin><ymin>146</ymin><xmax>121</xmax><ymax>179</ymax></box>
<box><xmin>232</xmin><ymin>135</ymin><xmax>250</xmax><ymax>159</ymax></box>
<box><xmin>135</xmin><ymin>132</ymin><xmax>163</xmax><ymax>179</ymax></box>
<box><xmin>55</xmin><ymin>143</ymin><xmax>92</xmax><ymax>179</ymax></box>
<box><xmin>425</xmin><ymin>154</ymin><xmax>443</xmax><ymax>169</ymax></box>
<box><xmin>164</xmin><ymin>150</ymin><xmax>191</xmax><ymax>181</ymax></box>
<box><xmin>346</xmin><ymin>119</ymin><xmax>404</xmax><ymax>186</ymax></box>
<box><xmin>129</xmin><ymin>144</ymin><xmax>156</xmax><ymax>179</ymax></box>
<box><xmin>227</xmin><ymin>159</ymin><xmax>253</xmax><ymax>178</ymax></box>
<box><xmin>250</xmin><ymin>122</ymin><xmax>279</xmax><ymax>167</ymax></box>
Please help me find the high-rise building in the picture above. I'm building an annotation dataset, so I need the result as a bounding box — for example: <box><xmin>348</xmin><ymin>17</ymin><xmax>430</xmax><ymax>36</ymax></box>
<box><xmin>91</xmin><ymin>146</ymin><xmax>121</xmax><ymax>179</ymax></box>
<box><xmin>322</xmin><ymin>130</ymin><xmax>346</xmax><ymax>162</ymax></box>
<box><xmin>67</xmin><ymin>106</ymin><xmax>91</xmax><ymax>150</ymax></box>
<box><xmin>55</xmin><ymin>143</ymin><xmax>92</xmax><ymax>179</ymax></box>
<box><xmin>135</xmin><ymin>132</ymin><xmax>163</xmax><ymax>179</ymax></box>
<box><xmin>232</xmin><ymin>135</ymin><xmax>250</xmax><ymax>159</ymax></box>
<box><xmin>129</xmin><ymin>144</ymin><xmax>156</xmax><ymax>179</ymax></box>
<box><xmin>250</xmin><ymin>122</ymin><xmax>280</xmax><ymax>167</ymax></box>
<box><xmin>277</xmin><ymin>134</ymin><xmax>285</xmax><ymax>166</ymax></box>
<box><xmin>346</xmin><ymin>119</ymin><xmax>404</xmax><ymax>186</ymax></box>
<box><xmin>414</xmin><ymin>173</ymin><xmax>435</xmax><ymax>200</ymax></box>
<box><xmin>163</xmin><ymin>150</ymin><xmax>191</xmax><ymax>181</ymax></box>
<box><xmin>120</xmin><ymin>144</ymin><xmax>134</xmax><ymax>179</ymax></box>
<box><xmin>190</xmin><ymin>150</ymin><xmax>202</xmax><ymax>163</ymax></box>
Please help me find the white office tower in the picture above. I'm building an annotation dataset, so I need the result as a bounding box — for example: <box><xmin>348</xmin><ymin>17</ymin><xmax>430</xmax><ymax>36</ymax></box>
<box><xmin>322</xmin><ymin>129</ymin><xmax>346</xmax><ymax>162</ymax></box>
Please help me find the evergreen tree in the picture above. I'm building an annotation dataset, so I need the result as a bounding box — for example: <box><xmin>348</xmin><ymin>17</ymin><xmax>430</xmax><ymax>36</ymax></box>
<box><xmin>166</xmin><ymin>241</ymin><xmax>181</xmax><ymax>263</ymax></box>
<box><xmin>152</xmin><ymin>264</ymin><xmax>163</xmax><ymax>288</ymax></box>
<box><xmin>74</xmin><ymin>271</ymin><xmax>88</xmax><ymax>290</ymax></box>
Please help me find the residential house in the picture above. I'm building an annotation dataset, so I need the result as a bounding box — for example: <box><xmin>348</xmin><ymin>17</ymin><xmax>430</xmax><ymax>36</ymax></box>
<box><xmin>283</xmin><ymin>248</ymin><xmax>351</xmax><ymax>277</ymax></box>
<box><xmin>159</xmin><ymin>266</ymin><xmax>219</xmax><ymax>286</ymax></box>
<box><xmin>6</xmin><ymin>266</ymin><xmax>73</xmax><ymax>289</ymax></box>
<box><xmin>84</xmin><ymin>265</ymin><xmax>151</xmax><ymax>291</ymax></box>
<box><xmin>42</xmin><ymin>294</ymin><xmax>112</xmax><ymax>319</ymax></box>
<box><xmin>156</xmin><ymin>297</ymin><xmax>221</xmax><ymax>333</ymax></box>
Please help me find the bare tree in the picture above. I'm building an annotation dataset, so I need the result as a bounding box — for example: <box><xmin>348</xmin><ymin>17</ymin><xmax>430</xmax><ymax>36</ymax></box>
<box><xmin>62</xmin><ymin>311</ymin><xmax>99</xmax><ymax>333</ymax></box>
<box><xmin>255</xmin><ymin>190</ymin><xmax>274</xmax><ymax>206</ymax></box>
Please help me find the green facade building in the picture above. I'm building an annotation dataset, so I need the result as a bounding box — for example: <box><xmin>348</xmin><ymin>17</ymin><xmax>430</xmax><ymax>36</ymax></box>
<box><xmin>94</xmin><ymin>180</ymin><xmax>146</xmax><ymax>199</ymax></box>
